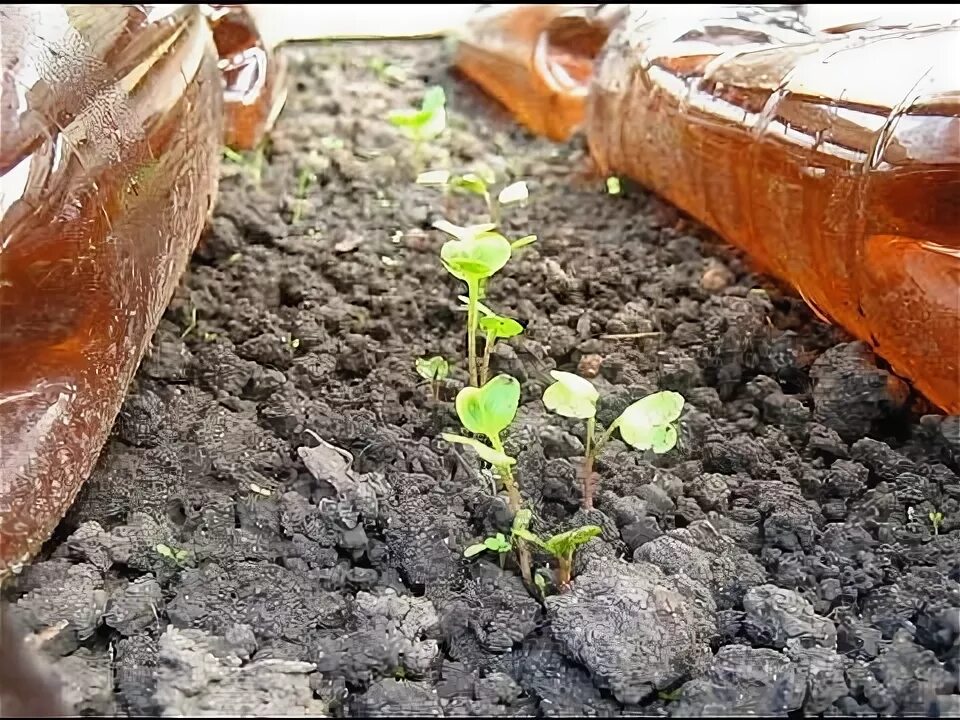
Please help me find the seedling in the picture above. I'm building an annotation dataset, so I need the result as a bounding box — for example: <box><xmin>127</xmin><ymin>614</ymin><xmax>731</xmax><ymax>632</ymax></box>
<box><xmin>930</xmin><ymin>510</ymin><xmax>944</xmax><ymax>535</ymax></box>
<box><xmin>222</xmin><ymin>145</ymin><xmax>265</xmax><ymax>184</ymax></box>
<box><xmin>156</xmin><ymin>543</ymin><xmax>191</xmax><ymax>567</ymax></box>
<box><xmin>291</xmin><ymin>167</ymin><xmax>316</xmax><ymax>224</ymax></box>
<box><xmin>513</xmin><ymin>523</ymin><xmax>602</xmax><ymax>589</ymax></box>
<box><xmin>415</xmin><ymin>355</ymin><xmax>449</xmax><ymax>401</ymax></box>
<box><xmin>436</xmin><ymin>220</ymin><xmax>512</xmax><ymax>386</ymax></box>
<box><xmin>388</xmin><ymin>86</ymin><xmax>446</xmax><ymax>167</ymax></box>
<box><xmin>417</xmin><ymin>168</ymin><xmax>531</xmax><ymax>226</ymax></box>
<box><xmin>477</xmin><ymin>313</ymin><xmax>524</xmax><ymax>385</ymax></box>
<box><xmin>464</xmin><ymin>532</ymin><xmax>512</xmax><ymax>569</ymax></box>
<box><xmin>442</xmin><ymin>374</ymin><xmax>521</xmax><ymax>502</ymax></box>
<box><xmin>542</xmin><ymin>371</ymin><xmax>685</xmax><ymax>509</ymax></box>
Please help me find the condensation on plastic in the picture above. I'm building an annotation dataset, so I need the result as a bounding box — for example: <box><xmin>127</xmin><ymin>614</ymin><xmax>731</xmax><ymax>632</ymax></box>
<box><xmin>0</xmin><ymin>4</ymin><xmax>285</xmax><ymax>577</ymax></box>
<box><xmin>454</xmin><ymin>4</ymin><xmax>960</xmax><ymax>414</ymax></box>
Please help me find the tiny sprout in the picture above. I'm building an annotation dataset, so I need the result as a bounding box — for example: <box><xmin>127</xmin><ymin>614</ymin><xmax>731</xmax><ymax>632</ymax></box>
<box><xmin>514</xmin><ymin>524</ymin><xmax>602</xmax><ymax>589</ymax></box>
<box><xmin>388</xmin><ymin>85</ymin><xmax>446</xmax><ymax>166</ymax></box>
<box><xmin>419</xmin><ymin>169</ymin><xmax>529</xmax><ymax>225</ymax></box>
<box><xmin>478</xmin><ymin>313</ymin><xmax>524</xmax><ymax>385</ymax></box>
<box><xmin>606</xmin><ymin>176</ymin><xmax>621</xmax><ymax>195</ymax></box>
<box><xmin>442</xmin><ymin>374</ymin><xmax>521</xmax><ymax>510</ymax></box>
<box><xmin>436</xmin><ymin>220</ymin><xmax>512</xmax><ymax>386</ymax></box>
<box><xmin>291</xmin><ymin>167</ymin><xmax>317</xmax><ymax>224</ymax></box>
<box><xmin>542</xmin><ymin>371</ymin><xmax>685</xmax><ymax>509</ymax></box>
<box><xmin>511</xmin><ymin>235</ymin><xmax>538</xmax><ymax>251</ymax></box>
<box><xmin>156</xmin><ymin>543</ymin><xmax>191</xmax><ymax>567</ymax></box>
<box><xmin>415</xmin><ymin>355</ymin><xmax>449</xmax><ymax>401</ymax></box>
<box><xmin>464</xmin><ymin>532</ymin><xmax>512</xmax><ymax>567</ymax></box>
<box><xmin>930</xmin><ymin>511</ymin><xmax>944</xmax><ymax>535</ymax></box>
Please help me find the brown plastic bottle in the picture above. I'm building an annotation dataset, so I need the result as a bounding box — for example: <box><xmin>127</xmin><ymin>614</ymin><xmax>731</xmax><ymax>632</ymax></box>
<box><xmin>0</xmin><ymin>4</ymin><xmax>284</xmax><ymax>577</ymax></box>
<box><xmin>454</xmin><ymin>5</ymin><xmax>960</xmax><ymax>414</ymax></box>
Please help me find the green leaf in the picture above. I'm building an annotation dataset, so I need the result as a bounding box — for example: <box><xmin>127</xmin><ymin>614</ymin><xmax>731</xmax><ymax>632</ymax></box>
<box><xmin>513</xmin><ymin>528</ymin><xmax>547</xmax><ymax>550</ymax></box>
<box><xmin>450</xmin><ymin>173</ymin><xmax>488</xmax><ymax>197</ymax></box>
<box><xmin>497</xmin><ymin>181</ymin><xmax>528</xmax><ymax>205</ymax></box>
<box><xmin>511</xmin><ymin>235</ymin><xmax>538</xmax><ymax>250</ymax></box>
<box><xmin>542</xmin><ymin>370</ymin><xmax>599</xmax><ymax>420</ymax></box>
<box><xmin>454</xmin><ymin>374</ymin><xmax>520</xmax><ymax>439</ymax></box>
<box><xmin>464</xmin><ymin>543</ymin><xmax>489</xmax><ymax>557</ymax></box>
<box><xmin>534</xmin><ymin>573</ymin><xmax>548</xmax><ymax>596</ymax></box>
<box><xmin>440</xmin><ymin>233</ymin><xmax>512</xmax><ymax>282</ymax></box>
<box><xmin>616</xmin><ymin>390</ymin><xmax>684</xmax><ymax>452</ymax></box>
<box><xmin>606</xmin><ymin>176</ymin><xmax>622</xmax><ymax>195</ymax></box>
<box><xmin>512</xmin><ymin>508</ymin><xmax>533</xmax><ymax>534</ymax></box>
<box><xmin>484</xmin><ymin>533</ymin><xmax>512</xmax><ymax>553</ymax></box>
<box><xmin>480</xmin><ymin>315</ymin><xmax>524</xmax><ymax>340</ymax></box>
<box><xmin>415</xmin><ymin>356</ymin><xmax>449</xmax><ymax>381</ymax></box>
<box><xmin>442</xmin><ymin>433</ymin><xmax>516</xmax><ymax>468</ymax></box>
<box><xmin>544</xmin><ymin>525</ymin><xmax>602</xmax><ymax>558</ymax></box>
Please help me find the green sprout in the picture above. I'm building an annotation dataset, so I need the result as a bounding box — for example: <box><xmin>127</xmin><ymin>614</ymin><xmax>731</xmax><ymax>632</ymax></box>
<box><xmin>477</xmin><ymin>310</ymin><xmax>524</xmax><ymax>385</ymax></box>
<box><xmin>606</xmin><ymin>176</ymin><xmax>622</xmax><ymax>195</ymax></box>
<box><xmin>464</xmin><ymin>532</ymin><xmax>512</xmax><ymax>569</ymax></box>
<box><xmin>513</xmin><ymin>524</ymin><xmax>602</xmax><ymax>589</ymax></box>
<box><xmin>436</xmin><ymin>220</ymin><xmax>512</xmax><ymax>386</ymax></box>
<box><xmin>222</xmin><ymin>145</ymin><xmax>265</xmax><ymax>184</ymax></box>
<box><xmin>442</xmin><ymin>374</ymin><xmax>521</xmax><ymax>504</ymax></box>
<box><xmin>542</xmin><ymin>371</ymin><xmax>685</xmax><ymax>509</ymax></box>
<box><xmin>930</xmin><ymin>511</ymin><xmax>944</xmax><ymax>535</ymax></box>
<box><xmin>417</xmin><ymin>168</ymin><xmax>531</xmax><ymax>226</ymax></box>
<box><xmin>388</xmin><ymin>86</ymin><xmax>446</xmax><ymax>167</ymax></box>
<box><xmin>415</xmin><ymin>355</ymin><xmax>449</xmax><ymax>401</ymax></box>
<box><xmin>156</xmin><ymin>543</ymin><xmax>191</xmax><ymax>567</ymax></box>
<box><xmin>291</xmin><ymin>166</ymin><xmax>317</xmax><ymax>224</ymax></box>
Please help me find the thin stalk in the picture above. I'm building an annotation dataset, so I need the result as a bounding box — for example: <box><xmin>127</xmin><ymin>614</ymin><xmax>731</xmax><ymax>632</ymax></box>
<box><xmin>582</xmin><ymin>416</ymin><xmax>597</xmax><ymax>510</ymax></box>
<box><xmin>486</xmin><ymin>193</ymin><xmax>500</xmax><ymax>226</ymax></box>
<box><xmin>431</xmin><ymin>380</ymin><xmax>440</xmax><ymax>402</ymax></box>
<box><xmin>466</xmin><ymin>278</ymin><xmax>480</xmax><ymax>386</ymax></box>
<box><xmin>492</xmin><ymin>436</ymin><xmax>532</xmax><ymax>587</ymax></box>
<box><xmin>480</xmin><ymin>331</ymin><xmax>495</xmax><ymax>385</ymax></box>
<box><xmin>557</xmin><ymin>554</ymin><xmax>573</xmax><ymax>589</ymax></box>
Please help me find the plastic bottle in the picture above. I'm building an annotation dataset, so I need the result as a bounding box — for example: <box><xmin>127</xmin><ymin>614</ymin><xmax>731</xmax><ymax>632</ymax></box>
<box><xmin>454</xmin><ymin>4</ymin><xmax>960</xmax><ymax>414</ymax></box>
<box><xmin>0</xmin><ymin>4</ymin><xmax>284</xmax><ymax>577</ymax></box>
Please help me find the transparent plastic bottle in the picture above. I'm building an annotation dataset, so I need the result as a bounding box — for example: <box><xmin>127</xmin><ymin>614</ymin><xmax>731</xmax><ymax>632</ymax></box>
<box><xmin>0</xmin><ymin>4</ymin><xmax>284</xmax><ymax>576</ymax></box>
<box><xmin>454</xmin><ymin>4</ymin><xmax>960</xmax><ymax>414</ymax></box>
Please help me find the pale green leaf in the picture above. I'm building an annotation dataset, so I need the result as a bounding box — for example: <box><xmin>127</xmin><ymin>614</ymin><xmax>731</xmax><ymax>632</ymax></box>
<box><xmin>442</xmin><ymin>433</ymin><xmax>516</xmax><ymax>468</ymax></box>
<box><xmin>454</xmin><ymin>374</ymin><xmax>520</xmax><ymax>439</ymax></box>
<box><xmin>497</xmin><ymin>181</ymin><xmax>528</xmax><ymax>205</ymax></box>
<box><xmin>511</xmin><ymin>235</ymin><xmax>538</xmax><ymax>250</ymax></box>
<box><xmin>544</xmin><ymin>525</ymin><xmax>602</xmax><ymax>558</ymax></box>
<box><xmin>451</xmin><ymin>173</ymin><xmax>488</xmax><ymax>197</ymax></box>
<box><xmin>542</xmin><ymin>370</ymin><xmax>598</xmax><ymax>420</ymax></box>
<box><xmin>480</xmin><ymin>315</ymin><xmax>524</xmax><ymax>340</ymax></box>
<box><xmin>606</xmin><ymin>176</ymin><xmax>621</xmax><ymax>195</ymax></box>
<box><xmin>416</xmin><ymin>169</ymin><xmax>451</xmax><ymax>185</ymax></box>
<box><xmin>464</xmin><ymin>543</ymin><xmax>488</xmax><ymax>558</ymax></box>
<box><xmin>433</xmin><ymin>219</ymin><xmax>497</xmax><ymax>242</ymax></box>
<box><xmin>415</xmin><ymin>356</ymin><xmax>449</xmax><ymax>381</ymax></box>
<box><xmin>620</xmin><ymin>390</ymin><xmax>684</xmax><ymax>426</ymax></box>
<box><xmin>421</xmin><ymin>85</ymin><xmax>446</xmax><ymax>112</ymax></box>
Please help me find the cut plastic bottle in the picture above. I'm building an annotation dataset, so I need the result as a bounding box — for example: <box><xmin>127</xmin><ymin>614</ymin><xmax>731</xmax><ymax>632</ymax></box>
<box><xmin>454</xmin><ymin>4</ymin><xmax>960</xmax><ymax>414</ymax></box>
<box><xmin>0</xmin><ymin>4</ymin><xmax>285</xmax><ymax>576</ymax></box>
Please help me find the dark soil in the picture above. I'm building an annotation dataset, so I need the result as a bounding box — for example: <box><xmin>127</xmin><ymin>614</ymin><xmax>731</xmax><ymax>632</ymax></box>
<box><xmin>6</xmin><ymin>39</ymin><xmax>960</xmax><ymax>717</ymax></box>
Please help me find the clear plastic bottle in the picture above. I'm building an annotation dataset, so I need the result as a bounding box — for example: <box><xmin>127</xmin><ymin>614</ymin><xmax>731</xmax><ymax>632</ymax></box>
<box><xmin>0</xmin><ymin>4</ymin><xmax>284</xmax><ymax>576</ymax></box>
<box><xmin>454</xmin><ymin>4</ymin><xmax>960</xmax><ymax>414</ymax></box>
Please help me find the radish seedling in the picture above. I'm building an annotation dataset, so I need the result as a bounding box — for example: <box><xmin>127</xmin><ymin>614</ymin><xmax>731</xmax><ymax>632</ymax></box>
<box><xmin>388</xmin><ymin>86</ymin><xmax>447</xmax><ymax>167</ymax></box>
<box><xmin>478</xmin><ymin>314</ymin><xmax>524</xmax><ymax>385</ymax></box>
<box><xmin>442</xmin><ymin>374</ymin><xmax>522</xmax><ymax>509</ymax></box>
<box><xmin>435</xmin><ymin>220</ymin><xmax>512</xmax><ymax>386</ymax></box>
<box><xmin>464</xmin><ymin>532</ymin><xmax>512</xmax><ymax>569</ymax></box>
<box><xmin>415</xmin><ymin>356</ymin><xmax>449</xmax><ymax>401</ymax></box>
<box><xmin>417</xmin><ymin>168</ymin><xmax>531</xmax><ymax>226</ymax></box>
<box><xmin>542</xmin><ymin>371</ymin><xmax>685</xmax><ymax>509</ymax></box>
<box><xmin>513</xmin><ymin>524</ymin><xmax>602</xmax><ymax>589</ymax></box>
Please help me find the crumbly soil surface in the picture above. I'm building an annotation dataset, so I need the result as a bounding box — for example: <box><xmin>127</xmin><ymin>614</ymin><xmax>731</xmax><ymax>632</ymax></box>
<box><xmin>7</xmin><ymin>40</ymin><xmax>960</xmax><ymax>717</ymax></box>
